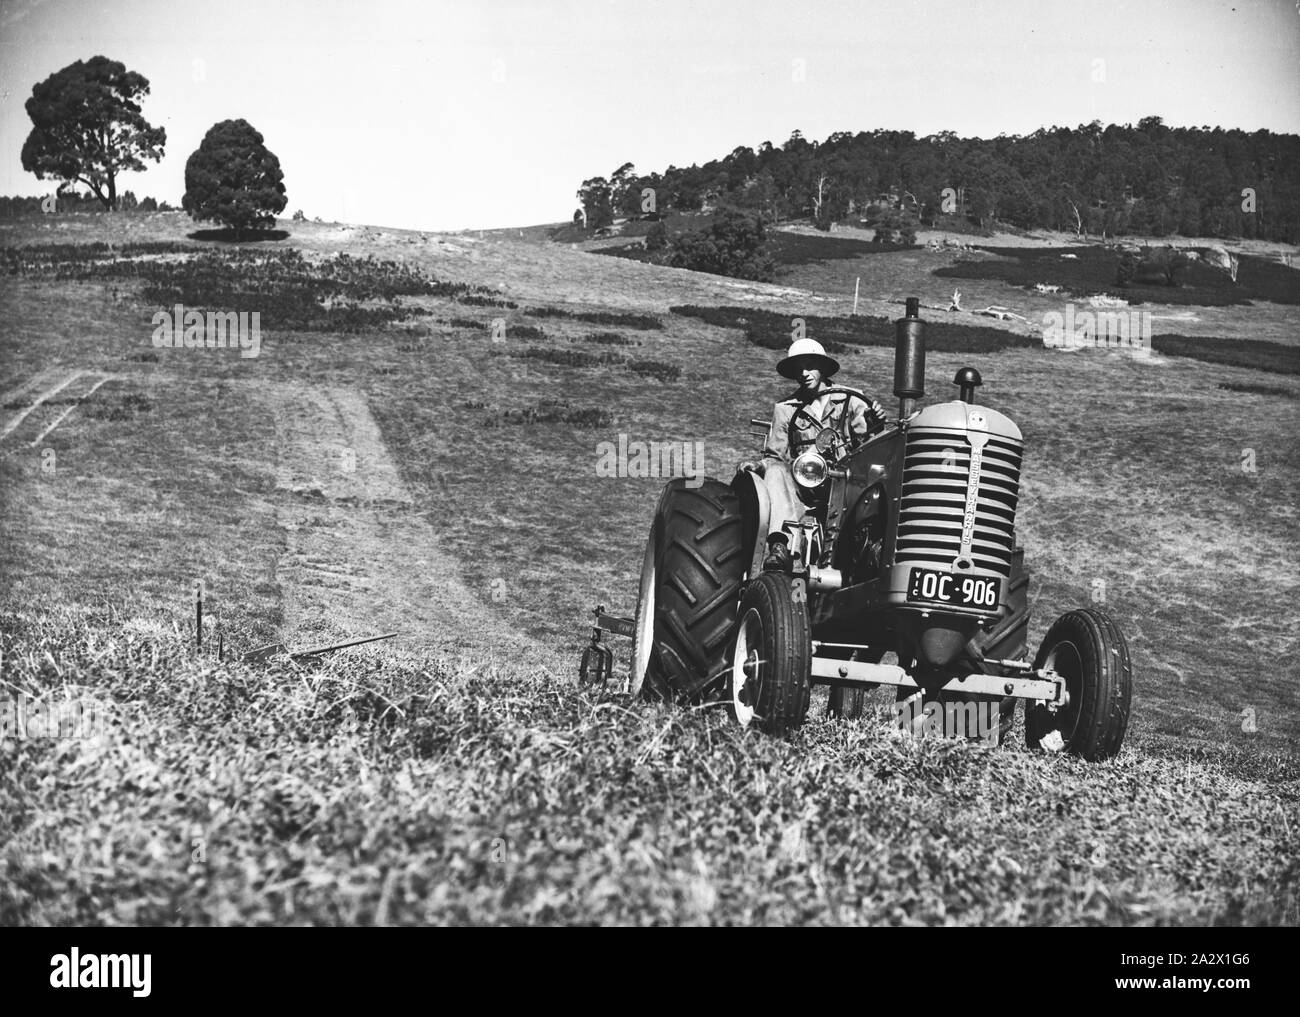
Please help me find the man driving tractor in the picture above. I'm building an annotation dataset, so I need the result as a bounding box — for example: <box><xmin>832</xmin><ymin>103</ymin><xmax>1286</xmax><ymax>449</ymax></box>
<box><xmin>740</xmin><ymin>337</ymin><xmax>887</xmax><ymax>573</ymax></box>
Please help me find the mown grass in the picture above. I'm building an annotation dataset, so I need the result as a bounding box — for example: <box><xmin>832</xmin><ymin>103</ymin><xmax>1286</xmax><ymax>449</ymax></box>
<box><xmin>2</xmin><ymin>612</ymin><xmax>1295</xmax><ymax>926</ymax></box>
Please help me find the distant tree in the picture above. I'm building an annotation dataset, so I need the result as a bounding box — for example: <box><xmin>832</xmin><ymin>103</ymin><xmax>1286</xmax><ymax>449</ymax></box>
<box><xmin>644</xmin><ymin>221</ymin><xmax>668</xmax><ymax>251</ymax></box>
<box><xmin>182</xmin><ymin>119</ymin><xmax>287</xmax><ymax>235</ymax></box>
<box><xmin>117</xmin><ymin>190</ymin><xmax>138</xmax><ymax>211</ymax></box>
<box><xmin>811</xmin><ymin>172</ymin><xmax>833</xmax><ymax>229</ymax></box>
<box><xmin>21</xmin><ymin>56</ymin><xmax>166</xmax><ymax>211</ymax></box>
<box><xmin>669</xmin><ymin>206</ymin><xmax>775</xmax><ymax>281</ymax></box>
<box><xmin>292</xmin><ymin>209</ymin><xmax>306</xmax><ymax>221</ymax></box>
<box><xmin>576</xmin><ymin>176</ymin><xmax>613</xmax><ymax>229</ymax></box>
<box><xmin>139</xmin><ymin>196</ymin><xmax>158</xmax><ymax>212</ymax></box>
<box><xmin>611</xmin><ymin>162</ymin><xmax>642</xmax><ymax>217</ymax></box>
<box><xmin>732</xmin><ymin>170</ymin><xmax>780</xmax><ymax>224</ymax></box>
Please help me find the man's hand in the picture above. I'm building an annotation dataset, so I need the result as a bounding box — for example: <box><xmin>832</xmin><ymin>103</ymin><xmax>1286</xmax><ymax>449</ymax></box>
<box><xmin>866</xmin><ymin>397</ymin><xmax>887</xmax><ymax>422</ymax></box>
<box><xmin>738</xmin><ymin>459</ymin><xmax>766</xmax><ymax>477</ymax></box>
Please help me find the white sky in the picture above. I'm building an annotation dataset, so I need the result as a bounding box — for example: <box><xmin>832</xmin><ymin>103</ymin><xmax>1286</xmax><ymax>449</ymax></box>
<box><xmin>1</xmin><ymin>0</ymin><xmax>1297</xmax><ymax>231</ymax></box>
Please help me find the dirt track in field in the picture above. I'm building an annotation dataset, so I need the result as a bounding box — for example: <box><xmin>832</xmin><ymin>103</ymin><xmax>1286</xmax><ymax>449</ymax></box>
<box><xmin>258</xmin><ymin>381</ymin><xmax>512</xmax><ymax>661</ymax></box>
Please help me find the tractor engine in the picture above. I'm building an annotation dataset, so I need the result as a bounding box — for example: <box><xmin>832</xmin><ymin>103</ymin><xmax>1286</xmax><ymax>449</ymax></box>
<box><xmin>882</xmin><ymin>299</ymin><xmax>1023</xmax><ymax>679</ymax></box>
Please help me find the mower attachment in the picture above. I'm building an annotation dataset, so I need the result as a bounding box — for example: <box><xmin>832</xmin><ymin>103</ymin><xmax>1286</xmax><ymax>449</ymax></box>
<box><xmin>578</xmin><ymin>606</ymin><xmax>634</xmax><ymax>689</ymax></box>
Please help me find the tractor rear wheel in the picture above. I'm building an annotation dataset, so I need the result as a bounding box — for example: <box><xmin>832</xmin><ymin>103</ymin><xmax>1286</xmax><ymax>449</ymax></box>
<box><xmin>729</xmin><ymin>572</ymin><xmax>812</xmax><ymax>734</ymax></box>
<box><xmin>630</xmin><ymin>478</ymin><xmax>746</xmax><ymax>703</ymax></box>
<box><xmin>1025</xmin><ymin>607</ymin><xmax>1132</xmax><ymax>760</ymax></box>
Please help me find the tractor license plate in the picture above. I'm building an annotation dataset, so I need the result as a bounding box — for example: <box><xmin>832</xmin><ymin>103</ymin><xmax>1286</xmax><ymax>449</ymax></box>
<box><xmin>906</xmin><ymin>568</ymin><xmax>1001</xmax><ymax>609</ymax></box>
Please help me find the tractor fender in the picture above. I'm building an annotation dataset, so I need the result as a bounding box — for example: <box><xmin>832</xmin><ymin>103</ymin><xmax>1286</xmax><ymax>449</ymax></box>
<box><xmin>731</xmin><ymin>467</ymin><xmax>770</xmax><ymax>579</ymax></box>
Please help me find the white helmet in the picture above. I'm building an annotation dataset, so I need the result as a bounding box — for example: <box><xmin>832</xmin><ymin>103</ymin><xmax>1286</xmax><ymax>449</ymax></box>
<box><xmin>777</xmin><ymin>337</ymin><xmax>839</xmax><ymax>380</ymax></box>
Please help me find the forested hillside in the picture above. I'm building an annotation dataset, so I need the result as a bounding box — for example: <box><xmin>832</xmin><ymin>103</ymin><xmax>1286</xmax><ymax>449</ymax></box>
<box><xmin>577</xmin><ymin>119</ymin><xmax>1300</xmax><ymax>242</ymax></box>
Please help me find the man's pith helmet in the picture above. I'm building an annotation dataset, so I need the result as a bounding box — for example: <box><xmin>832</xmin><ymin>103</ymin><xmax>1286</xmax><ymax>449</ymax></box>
<box><xmin>777</xmin><ymin>337</ymin><xmax>840</xmax><ymax>380</ymax></box>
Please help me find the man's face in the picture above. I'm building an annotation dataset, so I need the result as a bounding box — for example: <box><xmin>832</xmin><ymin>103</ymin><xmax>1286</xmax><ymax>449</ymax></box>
<box><xmin>795</xmin><ymin>358</ymin><xmax>825</xmax><ymax>393</ymax></box>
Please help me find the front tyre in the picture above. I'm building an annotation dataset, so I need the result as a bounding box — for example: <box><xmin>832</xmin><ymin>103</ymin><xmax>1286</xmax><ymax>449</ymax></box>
<box><xmin>1025</xmin><ymin>607</ymin><xmax>1132</xmax><ymax>761</ymax></box>
<box><xmin>729</xmin><ymin>573</ymin><xmax>812</xmax><ymax>735</ymax></box>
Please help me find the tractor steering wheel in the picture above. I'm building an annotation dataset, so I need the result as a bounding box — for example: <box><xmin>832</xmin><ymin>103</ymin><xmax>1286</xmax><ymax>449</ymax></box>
<box><xmin>788</xmin><ymin>386</ymin><xmax>887</xmax><ymax>458</ymax></box>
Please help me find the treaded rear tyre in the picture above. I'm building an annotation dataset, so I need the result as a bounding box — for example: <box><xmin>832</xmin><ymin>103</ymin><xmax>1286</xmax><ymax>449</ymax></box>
<box><xmin>630</xmin><ymin>478</ymin><xmax>746</xmax><ymax>703</ymax></box>
<box><xmin>1025</xmin><ymin>607</ymin><xmax>1132</xmax><ymax>761</ymax></box>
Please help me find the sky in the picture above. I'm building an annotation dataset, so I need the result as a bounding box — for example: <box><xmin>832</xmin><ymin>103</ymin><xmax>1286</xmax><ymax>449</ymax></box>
<box><xmin>1</xmin><ymin>0</ymin><xmax>1298</xmax><ymax>232</ymax></box>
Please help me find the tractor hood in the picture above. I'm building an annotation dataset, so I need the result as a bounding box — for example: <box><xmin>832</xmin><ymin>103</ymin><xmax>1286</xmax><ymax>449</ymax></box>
<box><xmin>911</xmin><ymin>400</ymin><xmax>1022</xmax><ymax>442</ymax></box>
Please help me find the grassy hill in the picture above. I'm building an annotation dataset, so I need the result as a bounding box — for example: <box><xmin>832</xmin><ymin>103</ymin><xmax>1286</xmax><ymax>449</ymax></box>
<box><xmin>1</xmin><ymin>211</ymin><xmax>1297</xmax><ymax>925</ymax></box>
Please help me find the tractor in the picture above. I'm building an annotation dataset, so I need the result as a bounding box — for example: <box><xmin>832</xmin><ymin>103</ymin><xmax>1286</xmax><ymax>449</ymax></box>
<box><xmin>581</xmin><ymin>297</ymin><xmax>1132</xmax><ymax>759</ymax></box>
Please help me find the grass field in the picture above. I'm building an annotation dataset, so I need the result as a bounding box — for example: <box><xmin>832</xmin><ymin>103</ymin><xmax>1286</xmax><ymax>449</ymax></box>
<box><xmin>1</xmin><ymin>211</ymin><xmax>1297</xmax><ymax>925</ymax></box>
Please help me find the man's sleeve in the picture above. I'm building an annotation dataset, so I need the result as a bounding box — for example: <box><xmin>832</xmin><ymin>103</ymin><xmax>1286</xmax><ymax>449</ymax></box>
<box><xmin>846</xmin><ymin>394</ymin><xmax>872</xmax><ymax>438</ymax></box>
<box><xmin>763</xmin><ymin>402</ymin><xmax>792</xmax><ymax>460</ymax></box>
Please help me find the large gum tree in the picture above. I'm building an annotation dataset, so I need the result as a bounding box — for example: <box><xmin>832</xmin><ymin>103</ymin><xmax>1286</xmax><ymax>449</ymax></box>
<box><xmin>21</xmin><ymin>55</ymin><xmax>166</xmax><ymax>210</ymax></box>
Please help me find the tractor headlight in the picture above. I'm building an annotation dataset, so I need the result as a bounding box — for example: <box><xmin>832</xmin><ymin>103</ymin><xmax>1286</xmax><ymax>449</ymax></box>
<box><xmin>792</xmin><ymin>449</ymin><xmax>828</xmax><ymax>488</ymax></box>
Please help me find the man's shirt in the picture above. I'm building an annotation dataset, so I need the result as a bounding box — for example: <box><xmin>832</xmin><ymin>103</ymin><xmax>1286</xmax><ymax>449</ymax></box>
<box><xmin>763</xmin><ymin>389</ymin><xmax>875</xmax><ymax>462</ymax></box>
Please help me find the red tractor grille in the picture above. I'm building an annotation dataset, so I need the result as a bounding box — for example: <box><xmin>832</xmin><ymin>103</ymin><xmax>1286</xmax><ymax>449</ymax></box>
<box><xmin>896</xmin><ymin>427</ymin><xmax>1023</xmax><ymax>577</ymax></box>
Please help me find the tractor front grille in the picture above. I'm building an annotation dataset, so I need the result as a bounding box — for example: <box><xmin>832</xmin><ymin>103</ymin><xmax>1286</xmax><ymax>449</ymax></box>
<box><xmin>896</xmin><ymin>427</ymin><xmax>1022</xmax><ymax>577</ymax></box>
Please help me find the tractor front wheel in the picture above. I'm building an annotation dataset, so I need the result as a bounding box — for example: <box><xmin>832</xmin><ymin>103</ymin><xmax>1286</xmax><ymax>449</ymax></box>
<box><xmin>729</xmin><ymin>573</ymin><xmax>812</xmax><ymax>735</ymax></box>
<box><xmin>1025</xmin><ymin>607</ymin><xmax>1132</xmax><ymax>760</ymax></box>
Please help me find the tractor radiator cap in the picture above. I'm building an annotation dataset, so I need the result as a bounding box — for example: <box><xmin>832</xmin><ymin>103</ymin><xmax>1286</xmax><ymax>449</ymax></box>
<box><xmin>953</xmin><ymin>367</ymin><xmax>982</xmax><ymax>403</ymax></box>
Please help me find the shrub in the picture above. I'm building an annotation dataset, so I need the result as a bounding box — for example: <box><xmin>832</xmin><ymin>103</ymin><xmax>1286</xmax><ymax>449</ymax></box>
<box><xmin>871</xmin><ymin>209</ymin><xmax>919</xmax><ymax>246</ymax></box>
<box><xmin>625</xmin><ymin>359</ymin><xmax>680</xmax><ymax>382</ymax></box>
<box><xmin>669</xmin><ymin>207</ymin><xmax>776</xmax><ymax>281</ymax></box>
<box><xmin>510</xmin><ymin>346</ymin><xmax>626</xmax><ymax>369</ymax></box>
<box><xmin>458</xmin><ymin>294</ymin><xmax>518</xmax><ymax>309</ymax></box>
<box><xmin>645</xmin><ymin>221</ymin><xmax>668</xmax><ymax>251</ymax></box>
<box><xmin>572</xmin><ymin>311</ymin><xmax>661</xmax><ymax>329</ymax></box>
<box><xmin>583</xmin><ymin>332</ymin><xmax>637</xmax><ymax>346</ymax></box>
<box><xmin>485</xmin><ymin>399</ymin><xmax>614</xmax><ymax>428</ymax></box>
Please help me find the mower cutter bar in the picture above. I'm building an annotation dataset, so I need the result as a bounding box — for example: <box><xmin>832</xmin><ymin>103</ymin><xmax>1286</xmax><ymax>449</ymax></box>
<box><xmin>809</xmin><ymin>656</ymin><xmax>1067</xmax><ymax>707</ymax></box>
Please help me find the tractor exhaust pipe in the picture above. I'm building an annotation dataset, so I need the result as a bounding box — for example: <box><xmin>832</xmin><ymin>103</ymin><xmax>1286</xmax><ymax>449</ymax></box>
<box><xmin>894</xmin><ymin>296</ymin><xmax>925</xmax><ymax>420</ymax></box>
